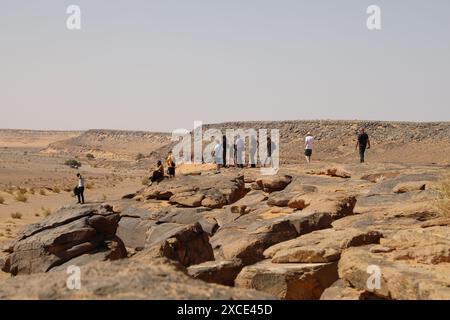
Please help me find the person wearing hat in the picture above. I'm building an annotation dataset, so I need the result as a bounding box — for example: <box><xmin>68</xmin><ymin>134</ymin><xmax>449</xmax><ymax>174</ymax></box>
<box><xmin>304</xmin><ymin>132</ymin><xmax>314</xmax><ymax>163</ymax></box>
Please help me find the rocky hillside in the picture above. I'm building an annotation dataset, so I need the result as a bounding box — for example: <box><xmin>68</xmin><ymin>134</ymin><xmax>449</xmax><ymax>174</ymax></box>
<box><xmin>38</xmin><ymin>121</ymin><xmax>450</xmax><ymax>166</ymax></box>
<box><xmin>42</xmin><ymin>129</ymin><xmax>172</xmax><ymax>161</ymax></box>
<box><xmin>1</xmin><ymin>161</ymin><xmax>449</xmax><ymax>299</ymax></box>
<box><xmin>203</xmin><ymin>120</ymin><xmax>450</xmax><ymax>164</ymax></box>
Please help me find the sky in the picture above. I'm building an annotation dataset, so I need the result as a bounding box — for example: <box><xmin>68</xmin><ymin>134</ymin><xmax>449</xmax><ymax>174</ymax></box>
<box><xmin>1</xmin><ymin>0</ymin><xmax>449</xmax><ymax>132</ymax></box>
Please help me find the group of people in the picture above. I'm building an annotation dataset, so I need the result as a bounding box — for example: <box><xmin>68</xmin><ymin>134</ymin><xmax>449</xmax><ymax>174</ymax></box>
<box><xmin>74</xmin><ymin>128</ymin><xmax>371</xmax><ymax>204</ymax></box>
<box><xmin>303</xmin><ymin>127</ymin><xmax>371</xmax><ymax>163</ymax></box>
<box><xmin>213</xmin><ymin>135</ymin><xmax>276</xmax><ymax>171</ymax></box>
<box><xmin>149</xmin><ymin>151</ymin><xmax>176</xmax><ymax>185</ymax></box>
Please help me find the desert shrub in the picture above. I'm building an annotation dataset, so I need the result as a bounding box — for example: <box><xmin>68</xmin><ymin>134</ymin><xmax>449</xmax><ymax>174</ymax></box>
<box><xmin>17</xmin><ymin>187</ymin><xmax>27</xmax><ymax>195</ymax></box>
<box><xmin>436</xmin><ymin>179</ymin><xmax>450</xmax><ymax>217</ymax></box>
<box><xmin>63</xmin><ymin>185</ymin><xmax>72</xmax><ymax>192</ymax></box>
<box><xmin>135</xmin><ymin>153</ymin><xmax>145</xmax><ymax>161</ymax></box>
<box><xmin>141</xmin><ymin>177</ymin><xmax>149</xmax><ymax>185</ymax></box>
<box><xmin>85</xmin><ymin>182</ymin><xmax>94</xmax><ymax>189</ymax></box>
<box><xmin>29</xmin><ymin>187</ymin><xmax>35</xmax><ymax>195</ymax></box>
<box><xmin>102</xmin><ymin>194</ymin><xmax>107</xmax><ymax>201</ymax></box>
<box><xmin>14</xmin><ymin>192</ymin><xmax>27</xmax><ymax>202</ymax></box>
<box><xmin>52</xmin><ymin>186</ymin><xmax>61</xmax><ymax>193</ymax></box>
<box><xmin>64</xmin><ymin>159</ymin><xmax>82</xmax><ymax>168</ymax></box>
<box><xmin>0</xmin><ymin>196</ymin><xmax>4</xmax><ymax>204</ymax></box>
<box><xmin>11</xmin><ymin>212</ymin><xmax>22</xmax><ymax>219</ymax></box>
<box><xmin>39</xmin><ymin>189</ymin><xmax>47</xmax><ymax>196</ymax></box>
<box><xmin>86</xmin><ymin>153</ymin><xmax>95</xmax><ymax>160</ymax></box>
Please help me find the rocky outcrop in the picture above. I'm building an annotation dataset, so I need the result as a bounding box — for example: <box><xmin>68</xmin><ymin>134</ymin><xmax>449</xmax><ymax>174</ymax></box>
<box><xmin>0</xmin><ymin>255</ymin><xmax>275</xmax><ymax>300</ymax></box>
<box><xmin>144</xmin><ymin>222</ymin><xmax>214</xmax><ymax>267</ymax></box>
<box><xmin>187</xmin><ymin>259</ymin><xmax>244</xmax><ymax>286</ymax></box>
<box><xmin>138</xmin><ymin>173</ymin><xmax>247</xmax><ymax>208</ymax></box>
<box><xmin>338</xmin><ymin>226</ymin><xmax>450</xmax><ymax>299</ymax></box>
<box><xmin>235</xmin><ymin>260</ymin><xmax>338</xmax><ymax>300</ymax></box>
<box><xmin>2</xmin><ymin>204</ymin><xmax>127</xmax><ymax>276</ymax></box>
<box><xmin>264</xmin><ymin>228</ymin><xmax>382</xmax><ymax>263</ymax></box>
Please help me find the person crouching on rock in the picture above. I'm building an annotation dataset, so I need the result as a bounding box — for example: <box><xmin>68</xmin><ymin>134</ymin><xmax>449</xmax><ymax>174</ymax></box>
<box><xmin>166</xmin><ymin>151</ymin><xmax>176</xmax><ymax>178</ymax></box>
<box><xmin>149</xmin><ymin>160</ymin><xmax>165</xmax><ymax>185</ymax></box>
<box><xmin>76</xmin><ymin>173</ymin><xmax>85</xmax><ymax>204</ymax></box>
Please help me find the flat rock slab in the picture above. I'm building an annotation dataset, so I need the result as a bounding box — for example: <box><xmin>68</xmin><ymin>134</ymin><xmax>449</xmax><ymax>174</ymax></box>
<box><xmin>264</xmin><ymin>228</ymin><xmax>382</xmax><ymax>263</ymax></box>
<box><xmin>235</xmin><ymin>260</ymin><xmax>338</xmax><ymax>300</ymax></box>
<box><xmin>187</xmin><ymin>259</ymin><xmax>243</xmax><ymax>286</ymax></box>
<box><xmin>137</xmin><ymin>173</ymin><xmax>246</xmax><ymax>208</ymax></box>
<box><xmin>2</xmin><ymin>204</ymin><xmax>126</xmax><ymax>275</ymax></box>
<box><xmin>339</xmin><ymin>227</ymin><xmax>450</xmax><ymax>300</ymax></box>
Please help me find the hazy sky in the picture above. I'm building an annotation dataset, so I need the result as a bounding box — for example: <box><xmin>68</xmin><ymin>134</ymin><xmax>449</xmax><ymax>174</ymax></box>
<box><xmin>1</xmin><ymin>0</ymin><xmax>449</xmax><ymax>131</ymax></box>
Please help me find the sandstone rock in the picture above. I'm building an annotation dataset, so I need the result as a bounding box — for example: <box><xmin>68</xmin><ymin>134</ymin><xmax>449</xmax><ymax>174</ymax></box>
<box><xmin>307</xmin><ymin>167</ymin><xmax>351</xmax><ymax>179</ymax></box>
<box><xmin>211</xmin><ymin>219</ymin><xmax>298</xmax><ymax>265</ymax></box>
<box><xmin>169</xmin><ymin>191</ymin><xmax>205</xmax><ymax>207</ymax></box>
<box><xmin>264</xmin><ymin>228</ymin><xmax>381</xmax><ymax>263</ymax></box>
<box><xmin>393</xmin><ymin>181</ymin><xmax>426</xmax><ymax>193</ymax></box>
<box><xmin>187</xmin><ymin>259</ymin><xmax>243</xmax><ymax>287</ymax></box>
<box><xmin>235</xmin><ymin>260</ymin><xmax>338</xmax><ymax>300</ymax></box>
<box><xmin>139</xmin><ymin>173</ymin><xmax>246</xmax><ymax>208</ymax></box>
<box><xmin>339</xmin><ymin>227</ymin><xmax>450</xmax><ymax>300</ymax></box>
<box><xmin>254</xmin><ymin>175</ymin><xmax>292</xmax><ymax>192</ymax></box>
<box><xmin>4</xmin><ymin>204</ymin><xmax>126</xmax><ymax>275</ymax></box>
<box><xmin>287</xmin><ymin>197</ymin><xmax>308</xmax><ymax>209</ymax></box>
<box><xmin>145</xmin><ymin>222</ymin><xmax>214</xmax><ymax>267</ymax></box>
<box><xmin>320</xmin><ymin>279</ymin><xmax>377</xmax><ymax>300</ymax></box>
<box><xmin>360</xmin><ymin>172</ymin><xmax>400</xmax><ymax>183</ymax></box>
<box><xmin>0</xmin><ymin>256</ymin><xmax>275</xmax><ymax>300</ymax></box>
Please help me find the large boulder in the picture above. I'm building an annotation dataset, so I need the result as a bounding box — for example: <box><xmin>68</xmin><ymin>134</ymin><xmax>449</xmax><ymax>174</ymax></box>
<box><xmin>138</xmin><ymin>173</ymin><xmax>247</xmax><ymax>208</ymax></box>
<box><xmin>144</xmin><ymin>222</ymin><xmax>214</xmax><ymax>267</ymax></box>
<box><xmin>0</xmin><ymin>255</ymin><xmax>275</xmax><ymax>300</ymax></box>
<box><xmin>253</xmin><ymin>175</ymin><xmax>292</xmax><ymax>192</ymax></box>
<box><xmin>235</xmin><ymin>260</ymin><xmax>338</xmax><ymax>300</ymax></box>
<box><xmin>2</xmin><ymin>204</ymin><xmax>127</xmax><ymax>276</ymax></box>
<box><xmin>187</xmin><ymin>259</ymin><xmax>244</xmax><ymax>287</ymax></box>
<box><xmin>338</xmin><ymin>226</ymin><xmax>450</xmax><ymax>299</ymax></box>
<box><xmin>264</xmin><ymin>228</ymin><xmax>382</xmax><ymax>263</ymax></box>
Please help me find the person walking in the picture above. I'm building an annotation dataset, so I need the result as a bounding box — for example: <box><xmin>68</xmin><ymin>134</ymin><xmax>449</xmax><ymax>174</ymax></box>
<box><xmin>304</xmin><ymin>132</ymin><xmax>314</xmax><ymax>163</ymax></box>
<box><xmin>76</xmin><ymin>173</ymin><xmax>85</xmax><ymax>204</ymax></box>
<box><xmin>355</xmin><ymin>127</ymin><xmax>371</xmax><ymax>163</ymax></box>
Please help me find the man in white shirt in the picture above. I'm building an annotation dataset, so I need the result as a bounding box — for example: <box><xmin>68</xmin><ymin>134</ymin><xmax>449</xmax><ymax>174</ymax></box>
<box><xmin>213</xmin><ymin>140</ymin><xmax>223</xmax><ymax>171</ymax></box>
<box><xmin>235</xmin><ymin>135</ymin><xmax>244</xmax><ymax>168</ymax></box>
<box><xmin>76</xmin><ymin>173</ymin><xmax>85</xmax><ymax>204</ymax></box>
<box><xmin>304</xmin><ymin>132</ymin><xmax>314</xmax><ymax>163</ymax></box>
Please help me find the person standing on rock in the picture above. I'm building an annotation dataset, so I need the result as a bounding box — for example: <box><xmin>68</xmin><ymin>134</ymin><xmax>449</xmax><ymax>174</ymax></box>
<box><xmin>304</xmin><ymin>132</ymin><xmax>314</xmax><ymax>163</ymax></box>
<box><xmin>356</xmin><ymin>127</ymin><xmax>371</xmax><ymax>163</ymax></box>
<box><xmin>76</xmin><ymin>173</ymin><xmax>85</xmax><ymax>204</ymax></box>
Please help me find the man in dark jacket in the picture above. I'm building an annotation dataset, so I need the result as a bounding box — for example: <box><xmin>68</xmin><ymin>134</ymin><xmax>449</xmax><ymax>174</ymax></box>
<box><xmin>355</xmin><ymin>127</ymin><xmax>371</xmax><ymax>163</ymax></box>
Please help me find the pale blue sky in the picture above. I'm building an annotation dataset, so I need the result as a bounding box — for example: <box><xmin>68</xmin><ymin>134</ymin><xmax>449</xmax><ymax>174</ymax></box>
<box><xmin>1</xmin><ymin>0</ymin><xmax>449</xmax><ymax>131</ymax></box>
